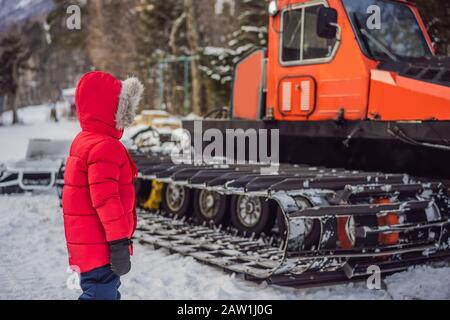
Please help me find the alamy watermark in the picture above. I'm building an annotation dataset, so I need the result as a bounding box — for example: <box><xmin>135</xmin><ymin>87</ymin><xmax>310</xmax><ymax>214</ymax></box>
<box><xmin>367</xmin><ymin>5</ymin><xmax>381</xmax><ymax>30</ymax></box>
<box><xmin>66</xmin><ymin>5</ymin><xmax>81</xmax><ymax>30</ymax></box>
<box><xmin>366</xmin><ymin>265</ymin><xmax>382</xmax><ymax>290</ymax></box>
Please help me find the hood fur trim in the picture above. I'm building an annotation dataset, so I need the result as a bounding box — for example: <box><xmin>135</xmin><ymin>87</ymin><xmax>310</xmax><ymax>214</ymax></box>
<box><xmin>116</xmin><ymin>77</ymin><xmax>144</xmax><ymax>130</ymax></box>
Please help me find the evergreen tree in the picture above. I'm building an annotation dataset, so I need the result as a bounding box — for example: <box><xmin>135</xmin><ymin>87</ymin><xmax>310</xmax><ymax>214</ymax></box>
<box><xmin>200</xmin><ymin>0</ymin><xmax>268</xmax><ymax>108</ymax></box>
<box><xmin>134</xmin><ymin>0</ymin><xmax>187</xmax><ymax>113</ymax></box>
<box><xmin>415</xmin><ymin>0</ymin><xmax>450</xmax><ymax>55</ymax></box>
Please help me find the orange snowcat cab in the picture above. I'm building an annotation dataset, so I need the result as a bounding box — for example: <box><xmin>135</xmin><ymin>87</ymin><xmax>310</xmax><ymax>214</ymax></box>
<box><xmin>198</xmin><ymin>0</ymin><xmax>450</xmax><ymax>181</ymax></box>
<box><xmin>266</xmin><ymin>0</ymin><xmax>449</xmax><ymax>122</ymax></box>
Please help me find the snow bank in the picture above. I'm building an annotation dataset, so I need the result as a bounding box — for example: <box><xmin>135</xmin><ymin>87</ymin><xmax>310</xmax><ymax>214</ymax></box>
<box><xmin>0</xmin><ymin>193</ymin><xmax>73</xmax><ymax>299</ymax></box>
<box><xmin>385</xmin><ymin>265</ymin><xmax>450</xmax><ymax>300</ymax></box>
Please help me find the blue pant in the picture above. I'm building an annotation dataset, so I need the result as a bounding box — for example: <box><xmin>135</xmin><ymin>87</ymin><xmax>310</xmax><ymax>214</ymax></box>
<box><xmin>79</xmin><ymin>265</ymin><xmax>121</xmax><ymax>300</ymax></box>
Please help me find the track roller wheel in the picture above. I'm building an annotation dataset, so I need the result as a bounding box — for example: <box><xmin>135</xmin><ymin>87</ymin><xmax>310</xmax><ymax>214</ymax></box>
<box><xmin>193</xmin><ymin>190</ymin><xmax>229</xmax><ymax>226</ymax></box>
<box><xmin>375</xmin><ymin>198</ymin><xmax>400</xmax><ymax>245</ymax></box>
<box><xmin>278</xmin><ymin>197</ymin><xmax>321</xmax><ymax>249</ymax></box>
<box><xmin>161</xmin><ymin>184</ymin><xmax>192</xmax><ymax>217</ymax></box>
<box><xmin>337</xmin><ymin>216</ymin><xmax>357</xmax><ymax>249</ymax></box>
<box><xmin>230</xmin><ymin>195</ymin><xmax>276</xmax><ymax>236</ymax></box>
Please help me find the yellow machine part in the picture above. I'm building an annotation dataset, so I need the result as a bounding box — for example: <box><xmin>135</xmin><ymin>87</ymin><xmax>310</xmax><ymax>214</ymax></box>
<box><xmin>142</xmin><ymin>180</ymin><xmax>164</xmax><ymax>210</ymax></box>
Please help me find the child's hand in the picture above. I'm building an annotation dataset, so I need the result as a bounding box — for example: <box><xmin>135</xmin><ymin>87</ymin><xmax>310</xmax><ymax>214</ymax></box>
<box><xmin>109</xmin><ymin>239</ymin><xmax>132</xmax><ymax>276</ymax></box>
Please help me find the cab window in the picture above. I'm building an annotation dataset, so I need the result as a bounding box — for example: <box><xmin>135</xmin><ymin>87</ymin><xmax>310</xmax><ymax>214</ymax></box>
<box><xmin>281</xmin><ymin>4</ymin><xmax>337</xmax><ymax>64</ymax></box>
<box><xmin>282</xmin><ymin>9</ymin><xmax>303</xmax><ymax>62</ymax></box>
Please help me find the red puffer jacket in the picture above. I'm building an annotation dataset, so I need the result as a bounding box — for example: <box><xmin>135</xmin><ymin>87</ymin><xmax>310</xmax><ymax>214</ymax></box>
<box><xmin>63</xmin><ymin>71</ymin><xmax>141</xmax><ymax>273</ymax></box>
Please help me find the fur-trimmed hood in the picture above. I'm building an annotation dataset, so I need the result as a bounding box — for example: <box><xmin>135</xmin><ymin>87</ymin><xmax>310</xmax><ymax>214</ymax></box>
<box><xmin>75</xmin><ymin>71</ymin><xmax>144</xmax><ymax>139</ymax></box>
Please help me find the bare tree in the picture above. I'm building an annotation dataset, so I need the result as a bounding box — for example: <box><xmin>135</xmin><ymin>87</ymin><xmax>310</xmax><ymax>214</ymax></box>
<box><xmin>0</xmin><ymin>28</ymin><xmax>32</xmax><ymax>124</ymax></box>
<box><xmin>86</xmin><ymin>0</ymin><xmax>140</xmax><ymax>78</ymax></box>
<box><xmin>169</xmin><ymin>12</ymin><xmax>186</xmax><ymax>55</ymax></box>
<box><xmin>184</xmin><ymin>0</ymin><xmax>202</xmax><ymax>115</ymax></box>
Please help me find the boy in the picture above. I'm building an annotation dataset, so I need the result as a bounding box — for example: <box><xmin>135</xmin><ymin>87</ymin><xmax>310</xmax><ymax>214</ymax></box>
<box><xmin>62</xmin><ymin>71</ymin><xmax>143</xmax><ymax>300</ymax></box>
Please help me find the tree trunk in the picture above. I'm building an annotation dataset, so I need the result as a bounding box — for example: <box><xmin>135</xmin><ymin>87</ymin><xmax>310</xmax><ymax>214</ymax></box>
<box><xmin>7</xmin><ymin>91</ymin><xmax>18</xmax><ymax>125</ymax></box>
<box><xmin>10</xmin><ymin>61</ymin><xmax>20</xmax><ymax>124</ymax></box>
<box><xmin>169</xmin><ymin>12</ymin><xmax>187</xmax><ymax>115</ymax></box>
<box><xmin>184</xmin><ymin>0</ymin><xmax>202</xmax><ymax>116</ymax></box>
<box><xmin>169</xmin><ymin>12</ymin><xmax>186</xmax><ymax>55</ymax></box>
<box><xmin>0</xmin><ymin>97</ymin><xmax>3</xmax><ymax>126</ymax></box>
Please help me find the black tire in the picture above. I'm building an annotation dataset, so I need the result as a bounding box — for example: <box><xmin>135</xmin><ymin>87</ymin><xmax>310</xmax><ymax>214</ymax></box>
<box><xmin>161</xmin><ymin>184</ymin><xmax>192</xmax><ymax>217</ymax></box>
<box><xmin>193</xmin><ymin>189</ymin><xmax>229</xmax><ymax>226</ymax></box>
<box><xmin>230</xmin><ymin>196</ymin><xmax>276</xmax><ymax>236</ymax></box>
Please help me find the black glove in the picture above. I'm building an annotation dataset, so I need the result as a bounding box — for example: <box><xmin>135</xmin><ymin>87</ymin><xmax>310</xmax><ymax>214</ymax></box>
<box><xmin>109</xmin><ymin>239</ymin><xmax>132</xmax><ymax>276</ymax></box>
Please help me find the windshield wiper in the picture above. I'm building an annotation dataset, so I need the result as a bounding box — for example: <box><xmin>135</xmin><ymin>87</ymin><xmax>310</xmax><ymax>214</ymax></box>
<box><xmin>359</xmin><ymin>29</ymin><xmax>399</xmax><ymax>62</ymax></box>
<box><xmin>353</xmin><ymin>13</ymin><xmax>399</xmax><ymax>62</ymax></box>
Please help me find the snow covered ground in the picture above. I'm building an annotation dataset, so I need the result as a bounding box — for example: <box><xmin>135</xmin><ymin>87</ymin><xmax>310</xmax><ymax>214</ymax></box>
<box><xmin>0</xmin><ymin>105</ymin><xmax>449</xmax><ymax>300</ymax></box>
<box><xmin>0</xmin><ymin>105</ymin><xmax>80</xmax><ymax>162</ymax></box>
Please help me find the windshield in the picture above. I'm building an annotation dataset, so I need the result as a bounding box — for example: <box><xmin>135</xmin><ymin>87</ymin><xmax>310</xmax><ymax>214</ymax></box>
<box><xmin>342</xmin><ymin>0</ymin><xmax>432</xmax><ymax>60</ymax></box>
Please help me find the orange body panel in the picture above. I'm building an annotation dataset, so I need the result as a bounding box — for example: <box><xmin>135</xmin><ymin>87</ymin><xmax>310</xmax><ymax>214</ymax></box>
<box><xmin>267</xmin><ymin>0</ymin><xmax>376</xmax><ymax>121</ymax></box>
<box><xmin>368</xmin><ymin>70</ymin><xmax>450</xmax><ymax>120</ymax></box>
<box><xmin>337</xmin><ymin>217</ymin><xmax>354</xmax><ymax>249</ymax></box>
<box><xmin>232</xmin><ymin>50</ymin><xmax>265</xmax><ymax>120</ymax></box>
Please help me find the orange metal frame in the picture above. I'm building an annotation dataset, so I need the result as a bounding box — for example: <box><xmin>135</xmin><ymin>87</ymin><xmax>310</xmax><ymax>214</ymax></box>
<box><xmin>232</xmin><ymin>50</ymin><xmax>266</xmax><ymax>120</ymax></box>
